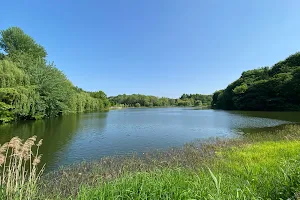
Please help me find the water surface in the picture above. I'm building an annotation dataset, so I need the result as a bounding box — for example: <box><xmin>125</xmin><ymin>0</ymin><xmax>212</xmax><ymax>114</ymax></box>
<box><xmin>0</xmin><ymin>108</ymin><xmax>298</xmax><ymax>170</ymax></box>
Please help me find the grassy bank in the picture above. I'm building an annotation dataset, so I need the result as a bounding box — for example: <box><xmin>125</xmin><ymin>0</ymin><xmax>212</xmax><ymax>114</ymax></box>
<box><xmin>36</xmin><ymin>124</ymin><xmax>300</xmax><ymax>199</ymax></box>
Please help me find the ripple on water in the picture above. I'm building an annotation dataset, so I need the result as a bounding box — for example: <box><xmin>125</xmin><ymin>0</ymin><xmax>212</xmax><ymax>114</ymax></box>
<box><xmin>0</xmin><ymin>108</ymin><xmax>295</xmax><ymax>170</ymax></box>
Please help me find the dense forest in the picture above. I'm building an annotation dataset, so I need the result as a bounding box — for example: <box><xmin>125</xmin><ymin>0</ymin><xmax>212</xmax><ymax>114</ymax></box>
<box><xmin>109</xmin><ymin>94</ymin><xmax>212</xmax><ymax>107</ymax></box>
<box><xmin>178</xmin><ymin>93</ymin><xmax>212</xmax><ymax>107</ymax></box>
<box><xmin>212</xmin><ymin>52</ymin><xmax>300</xmax><ymax>111</ymax></box>
<box><xmin>0</xmin><ymin>27</ymin><xmax>110</xmax><ymax>123</ymax></box>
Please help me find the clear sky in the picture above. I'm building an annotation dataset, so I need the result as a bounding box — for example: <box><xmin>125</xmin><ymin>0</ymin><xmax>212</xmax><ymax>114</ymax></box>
<box><xmin>1</xmin><ymin>0</ymin><xmax>300</xmax><ymax>97</ymax></box>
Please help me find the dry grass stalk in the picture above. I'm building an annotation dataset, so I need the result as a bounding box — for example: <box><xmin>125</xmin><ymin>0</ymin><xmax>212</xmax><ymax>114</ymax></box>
<box><xmin>0</xmin><ymin>136</ymin><xmax>44</xmax><ymax>200</ymax></box>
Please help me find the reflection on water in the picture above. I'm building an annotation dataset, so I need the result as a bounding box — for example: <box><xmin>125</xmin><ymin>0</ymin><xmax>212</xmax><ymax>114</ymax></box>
<box><xmin>0</xmin><ymin>113</ymin><xmax>107</xmax><ymax>170</ymax></box>
<box><xmin>230</xmin><ymin>111</ymin><xmax>300</xmax><ymax>123</ymax></box>
<box><xmin>0</xmin><ymin>108</ymin><xmax>297</xmax><ymax>170</ymax></box>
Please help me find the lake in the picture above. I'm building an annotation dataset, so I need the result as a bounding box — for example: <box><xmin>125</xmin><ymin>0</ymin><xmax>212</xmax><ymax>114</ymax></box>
<box><xmin>0</xmin><ymin>108</ymin><xmax>299</xmax><ymax>170</ymax></box>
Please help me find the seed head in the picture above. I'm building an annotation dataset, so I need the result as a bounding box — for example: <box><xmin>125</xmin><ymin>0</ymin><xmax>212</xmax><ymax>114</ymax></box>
<box><xmin>8</xmin><ymin>137</ymin><xmax>22</xmax><ymax>149</ymax></box>
<box><xmin>0</xmin><ymin>143</ymin><xmax>8</xmax><ymax>153</ymax></box>
<box><xmin>32</xmin><ymin>155</ymin><xmax>42</xmax><ymax>166</ymax></box>
<box><xmin>0</xmin><ymin>154</ymin><xmax>6</xmax><ymax>165</ymax></box>
<box><xmin>37</xmin><ymin>139</ymin><xmax>43</xmax><ymax>147</ymax></box>
<box><xmin>28</xmin><ymin>136</ymin><xmax>37</xmax><ymax>142</ymax></box>
<box><xmin>24</xmin><ymin>136</ymin><xmax>37</xmax><ymax>148</ymax></box>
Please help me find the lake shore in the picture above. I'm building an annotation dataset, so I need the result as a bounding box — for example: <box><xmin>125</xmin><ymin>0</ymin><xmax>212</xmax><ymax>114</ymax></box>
<box><xmin>109</xmin><ymin>106</ymin><xmax>125</xmax><ymax>110</ymax></box>
<box><xmin>38</xmin><ymin>124</ymin><xmax>300</xmax><ymax>199</ymax></box>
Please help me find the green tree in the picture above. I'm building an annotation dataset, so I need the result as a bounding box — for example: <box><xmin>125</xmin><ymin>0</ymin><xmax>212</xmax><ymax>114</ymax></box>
<box><xmin>90</xmin><ymin>91</ymin><xmax>107</xmax><ymax>99</ymax></box>
<box><xmin>0</xmin><ymin>27</ymin><xmax>110</xmax><ymax>123</ymax></box>
<box><xmin>0</xmin><ymin>53</ymin><xmax>5</xmax><ymax>60</ymax></box>
<box><xmin>212</xmin><ymin>52</ymin><xmax>300</xmax><ymax>111</ymax></box>
<box><xmin>0</xmin><ymin>27</ymin><xmax>47</xmax><ymax>59</ymax></box>
<box><xmin>135</xmin><ymin>103</ymin><xmax>141</xmax><ymax>107</ymax></box>
<box><xmin>195</xmin><ymin>100</ymin><xmax>203</xmax><ymax>107</ymax></box>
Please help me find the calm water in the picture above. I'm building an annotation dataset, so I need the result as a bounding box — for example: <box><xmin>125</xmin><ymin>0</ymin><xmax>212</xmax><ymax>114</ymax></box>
<box><xmin>0</xmin><ymin>108</ymin><xmax>299</xmax><ymax>170</ymax></box>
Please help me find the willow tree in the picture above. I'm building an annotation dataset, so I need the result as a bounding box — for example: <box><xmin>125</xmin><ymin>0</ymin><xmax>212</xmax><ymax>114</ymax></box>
<box><xmin>0</xmin><ymin>27</ymin><xmax>111</xmax><ymax>123</ymax></box>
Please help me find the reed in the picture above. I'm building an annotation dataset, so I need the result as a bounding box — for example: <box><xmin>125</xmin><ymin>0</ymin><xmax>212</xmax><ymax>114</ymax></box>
<box><xmin>0</xmin><ymin>136</ymin><xmax>44</xmax><ymax>200</ymax></box>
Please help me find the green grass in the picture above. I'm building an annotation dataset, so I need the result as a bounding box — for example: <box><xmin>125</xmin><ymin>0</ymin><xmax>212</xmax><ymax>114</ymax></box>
<box><xmin>75</xmin><ymin>141</ymin><xmax>300</xmax><ymax>200</ymax></box>
<box><xmin>39</xmin><ymin>125</ymin><xmax>300</xmax><ymax>199</ymax></box>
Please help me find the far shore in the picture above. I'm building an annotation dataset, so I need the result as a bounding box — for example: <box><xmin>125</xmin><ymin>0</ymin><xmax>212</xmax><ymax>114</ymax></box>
<box><xmin>110</xmin><ymin>105</ymin><xmax>211</xmax><ymax>110</ymax></box>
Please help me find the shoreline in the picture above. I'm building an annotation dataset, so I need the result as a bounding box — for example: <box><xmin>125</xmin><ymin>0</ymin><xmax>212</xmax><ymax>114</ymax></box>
<box><xmin>38</xmin><ymin>124</ymin><xmax>300</xmax><ymax>199</ymax></box>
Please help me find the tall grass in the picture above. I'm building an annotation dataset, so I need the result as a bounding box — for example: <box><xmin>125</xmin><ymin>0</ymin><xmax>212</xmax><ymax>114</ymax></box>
<box><xmin>0</xmin><ymin>136</ymin><xmax>44</xmax><ymax>200</ymax></box>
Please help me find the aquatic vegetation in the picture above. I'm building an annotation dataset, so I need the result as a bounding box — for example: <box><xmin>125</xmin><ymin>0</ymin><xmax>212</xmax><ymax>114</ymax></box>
<box><xmin>73</xmin><ymin>141</ymin><xmax>300</xmax><ymax>200</ymax></box>
<box><xmin>39</xmin><ymin>124</ymin><xmax>300</xmax><ymax>199</ymax></box>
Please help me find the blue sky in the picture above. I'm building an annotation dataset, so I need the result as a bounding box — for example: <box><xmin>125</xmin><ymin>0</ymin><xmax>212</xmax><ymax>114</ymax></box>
<box><xmin>1</xmin><ymin>0</ymin><xmax>300</xmax><ymax>97</ymax></box>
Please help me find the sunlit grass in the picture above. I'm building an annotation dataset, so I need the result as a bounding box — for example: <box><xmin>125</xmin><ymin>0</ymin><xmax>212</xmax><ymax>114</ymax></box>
<box><xmin>75</xmin><ymin>140</ymin><xmax>300</xmax><ymax>200</ymax></box>
<box><xmin>221</xmin><ymin>141</ymin><xmax>300</xmax><ymax>170</ymax></box>
<box><xmin>39</xmin><ymin>124</ymin><xmax>300</xmax><ymax>199</ymax></box>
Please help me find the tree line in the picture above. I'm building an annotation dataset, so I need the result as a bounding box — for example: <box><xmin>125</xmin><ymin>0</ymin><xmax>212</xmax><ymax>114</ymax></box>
<box><xmin>0</xmin><ymin>27</ymin><xmax>110</xmax><ymax>123</ymax></box>
<box><xmin>178</xmin><ymin>94</ymin><xmax>212</xmax><ymax>107</ymax></box>
<box><xmin>109</xmin><ymin>94</ymin><xmax>212</xmax><ymax>107</ymax></box>
<box><xmin>8</xmin><ymin>26</ymin><xmax>297</xmax><ymax>123</ymax></box>
<box><xmin>212</xmin><ymin>52</ymin><xmax>300</xmax><ymax>111</ymax></box>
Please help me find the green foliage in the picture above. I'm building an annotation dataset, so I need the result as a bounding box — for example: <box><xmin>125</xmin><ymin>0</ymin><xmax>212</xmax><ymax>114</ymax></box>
<box><xmin>0</xmin><ymin>27</ymin><xmax>47</xmax><ymax>59</ymax></box>
<box><xmin>0</xmin><ymin>60</ymin><xmax>30</xmax><ymax>87</ymax></box>
<box><xmin>0</xmin><ymin>27</ymin><xmax>110</xmax><ymax>123</ymax></box>
<box><xmin>212</xmin><ymin>52</ymin><xmax>300</xmax><ymax>111</ymax></box>
<box><xmin>232</xmin><ymin>83</ymin><xmax>248</xmax><ymax>94</ymax></box>
<box><xmin>0</xmin><ymin>86</ymin><xmax>45</xmax><ymax>121</ymax></box>
<box><xmin>177</xmin><ymin>99</ymin><xmax>192</xmax><ymax>106</ymax></box>
<box><xmin>194</xmin><ymin>100</ymin><xmax>203</xmax><ymax>107</ymax></box>
<box><xmin>180</xmin><ymin>93</ymin><xmax>212</xmax><ymax>107</ymax></box>
<box><xmin>0</xmin><ymin>53</ymin><xmax>5</xmax><ymax>60</ymax></box>
<box><xmin>109</xmin><ymin>94</ymin><xmax>177</xmax><ymax>107</ymax></box>
<box><xmin>0</xmin><ymin>102</ymin><xmax>13</xmax><ymax>122</ymax></box>
<box><xmin>31</xmin><ymin>64</ymin><xmax>73</xmax><ymax>117</ymax></box>
<box><xmin>269</xmin><ymin>52</ymin><xmax>300</xmax><ymax>76</ymax></box>
<box><xmin>109</xmin><ymin>93</ymin><xmax>212</xmax><ymax>108</ymax></box>
<box><xmin>89</xmin><ymin>90</ymin><xmax>107</xmax><ymax>99</ymax></box>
